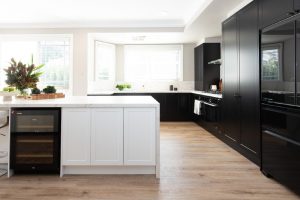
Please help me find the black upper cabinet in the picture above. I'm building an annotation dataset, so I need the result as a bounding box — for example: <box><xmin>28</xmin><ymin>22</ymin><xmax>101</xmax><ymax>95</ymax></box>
<box><xmin>259</xmin><ymin>0</ymin><xmax>294</xmax><ymax>28</ymax></box>
<box><xmin>194</xmin><ymin>46</ymin><xmax>203</xmax><ymax>90</ymax></box>
<box><xmin>194</xmin><ymin>43</ymin><xmax>220</xmax><ymax>91</ymax></box>
<box><xmin>239</xmin><ymin>1</ymin><xmax>260</xmax><ymax>154</ymax></box>
<box><xmin>222</xmin><ymin>15</ymin><xmax>240</xmax><ymax>142</ymax></box>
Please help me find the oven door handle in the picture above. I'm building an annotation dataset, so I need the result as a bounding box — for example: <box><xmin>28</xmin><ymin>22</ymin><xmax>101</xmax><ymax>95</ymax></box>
<box><xmin>263</xmin><ymin>130</ymin><xmax>300</xmax><ymax>147</ymax></box>
<box><xmin>201</xmin><ymin>101</ymin><xmax>218</xmax><ymax>107</ymax></box>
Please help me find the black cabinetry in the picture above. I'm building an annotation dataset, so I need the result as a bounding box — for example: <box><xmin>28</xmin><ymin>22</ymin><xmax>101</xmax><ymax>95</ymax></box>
<box><xmin>222</xmin><ymin>15</ymin><xmax>240</xmax><ymax>143</ymax></box>
<box><xmin>194</xmin><ymin>43</ymin><xmax>220</xmax><ymax>91</ymax></box>
<box><xmin>239</xmin><ymin>2</ymin><xmax>260</xmax><ymax>156</ymax></box>
<box><xmin>150</xmin><ymin>93</ymin><xmax>192</xmax><ymax>121</ymax></box>
<box><xmin>222</xmin><ymin>1</ymin><xmax>260</xmax><ymax>164</ymax></box>
<box><xmin>166</xmin><ymin>93</ymin><xmax>192</xmax><ymax>121</ymax></box>
<box><xmin>259</xmin><ymin>0</ymin><xmax>300</xmax><ymax>28</ymax></box>
<box><xmin>111</xmin><ymin>93</ymin><xmax>192</xmax><ymax>121</ymax></box>
<box><xmin>192</xmin><ymin>94</ymin><xmax>222</xmax><ymax>135</ymax></box>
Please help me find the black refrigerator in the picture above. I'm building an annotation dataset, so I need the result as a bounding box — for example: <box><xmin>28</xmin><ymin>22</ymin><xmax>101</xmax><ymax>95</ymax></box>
<box><xmin>260</xmin><ymin>14</ymin><xmax>300</xmax><ymax>194</ymax></box>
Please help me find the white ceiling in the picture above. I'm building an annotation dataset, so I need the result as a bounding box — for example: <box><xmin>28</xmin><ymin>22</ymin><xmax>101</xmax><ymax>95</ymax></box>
<box><xmin>0</xmin><ymin>0</ymin><xmax>253</xmax><ymax>44</ymax></box>
<box><xmin>0</xmin><ymin>0</ymin><xmax>208</xmax><ymax>27</ymax></box>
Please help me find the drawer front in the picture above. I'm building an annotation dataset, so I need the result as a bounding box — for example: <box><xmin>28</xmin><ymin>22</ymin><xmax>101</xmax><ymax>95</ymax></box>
<box><xmin>262</xmin><ymin>130</ymin><xmax>300</xmax><ymax>192</ymax></box>
<box><xmin>261</xmin><ymin>105</ymin><xmax>300</xmax><ymax>142</ymax></box>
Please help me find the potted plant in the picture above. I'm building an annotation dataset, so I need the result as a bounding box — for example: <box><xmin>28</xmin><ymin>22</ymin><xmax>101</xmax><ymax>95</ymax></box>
<box><xmin>116</xmin><ymin>84</ymin><xmax>131</xmax><ymax>91</ymax></box>
<box><xmin>43</xmin><ymin>86</ymin><xmax>57</xmax><ymax>99</ymax></box>
<box><xmin>3</xmin><ymin>58</ymin><xmax>44</xmax><ymax>96</ymax></box>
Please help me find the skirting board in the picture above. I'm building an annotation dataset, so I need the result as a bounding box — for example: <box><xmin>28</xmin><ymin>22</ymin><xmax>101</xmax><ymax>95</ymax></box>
<box><xmin>62</xmin><ymin>166</ymin><xmax>156</xmax><ymax>176</ymax></box>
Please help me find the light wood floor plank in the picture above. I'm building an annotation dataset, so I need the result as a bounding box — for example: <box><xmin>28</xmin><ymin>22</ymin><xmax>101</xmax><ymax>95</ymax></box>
<box><xmin>0</xmin><ymin>122</ymin><xmax>299</xmax><ymax>200</ymax></box>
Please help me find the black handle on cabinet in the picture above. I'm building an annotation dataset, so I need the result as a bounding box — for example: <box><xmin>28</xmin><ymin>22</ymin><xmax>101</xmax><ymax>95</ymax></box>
<box><xmin>294</xmin><ymin>9</ymin><xmax>300</xmax><ymax>13</ymax></box>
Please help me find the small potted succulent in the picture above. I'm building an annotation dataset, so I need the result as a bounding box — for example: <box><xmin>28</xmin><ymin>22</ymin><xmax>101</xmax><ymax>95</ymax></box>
<box><xmin>43</xmin><ymin>86</ymin><xmax>57</xmax><ymax>99</ymax></box>
<box><xmin>116</xmin><ymin>84</ymin><xmax>131</xmax><ymax>91</ymax></box>
<box><xmin>31</xmin><ymin>87</ymin><xmax>41</xmax><ymax>95</ymax></box>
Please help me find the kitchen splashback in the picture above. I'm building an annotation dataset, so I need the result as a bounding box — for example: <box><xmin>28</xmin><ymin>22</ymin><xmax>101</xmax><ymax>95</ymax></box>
<box><xmin>88</xmin><ymin>81</ymin><xmax>195</xmax><ymax>93</ymax></box>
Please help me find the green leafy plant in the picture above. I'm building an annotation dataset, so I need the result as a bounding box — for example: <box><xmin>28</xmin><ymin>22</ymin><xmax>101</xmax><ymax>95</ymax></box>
<box><xmin>31</xmin><ymin>87</ymin><xmax>41</xmax><ymax>95</ymax></box>
<box><xmin>2</xmin><ymin>86</ymin><xmax>15</xmax><ymax>92</ymax></box>
<box><xmin>43</xmin><ymin>86</ymin><xmax>56</xmax><ymax>94</ymax></box>
<box><xmin>3</xmin><ymin>57</ymin><xmax>44</xmax><ymax>95</ymax></box>
<box><xmin>116</xmin><ymin>84</ymin><xmax>131</xmax><ymax>91</ymax></box>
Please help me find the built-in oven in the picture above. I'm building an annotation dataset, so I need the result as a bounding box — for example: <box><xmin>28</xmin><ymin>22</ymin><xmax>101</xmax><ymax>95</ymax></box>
<box><xmin>261</xmin><ymin>103</ymin><xmax>300</xmax><ymax>194</ymax></box>
<box><xmin>10</xmin><ymin>108</ymin><xmax>61</xmax><ymax>174</ymax></box>
<box><xmin>194</xmin><ymin>95</ymin><xmax>221</xmax><ymax>122</ymax></box>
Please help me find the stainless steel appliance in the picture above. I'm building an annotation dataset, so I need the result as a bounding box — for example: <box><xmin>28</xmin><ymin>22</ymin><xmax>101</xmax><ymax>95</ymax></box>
<box><xmin>10</xmin><ymin>108</ymin><xmax>61</xmax><ymax>174</ymax></box>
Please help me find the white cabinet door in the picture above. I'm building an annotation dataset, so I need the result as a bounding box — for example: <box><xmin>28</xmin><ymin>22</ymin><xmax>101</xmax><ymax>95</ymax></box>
<box><xmin>124</xmin><ymin>108</ymin><xmax>156</xmax><ymax>165</ymax></box>
<box><xmin>91</xmin><ymin>108</ymin><xmax>123</xmax><ymax>165</ymax></box>
<box><xmin>62</xmin><ymin>108</ymin><xmax>91</xmax><ymax>165</ymax></box>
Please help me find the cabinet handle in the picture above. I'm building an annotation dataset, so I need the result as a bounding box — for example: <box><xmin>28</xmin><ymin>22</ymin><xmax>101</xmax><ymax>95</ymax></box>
<box><xmin>263</xmin><ymin>130</ymin><xmax>300</xmax><ymax>147</ymax></box>
<box><xmin>234</xmin><ymin>93</ymin><xmax>241</xmax><ymax>98</ymax></box>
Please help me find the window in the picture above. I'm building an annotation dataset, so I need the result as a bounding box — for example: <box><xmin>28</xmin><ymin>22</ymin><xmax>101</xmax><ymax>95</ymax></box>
<box><xmin>124</xmin><ymin>45</ymin><xmax>182</xmax><ymax>81</ymax></box>
<box><xmin>261</xmin><ymin>43</ymin><xmax>282</xmax><ymax>81</ymax></box>
<box><xmin>94</xmin><ymin>41</ymin><xmax>116</xmax><ymax>81</ymax></box>
<box><xmin>0</xmin><ymin>35</ymin><xmax>72</xmax><ymax>90</ymax></box>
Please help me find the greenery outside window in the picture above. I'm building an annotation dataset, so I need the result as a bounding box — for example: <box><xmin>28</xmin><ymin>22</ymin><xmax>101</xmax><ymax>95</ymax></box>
<box><xmin>261</xmin><ymin>43</ymin><xmax>282</xmax><ymax>81</ymax></box>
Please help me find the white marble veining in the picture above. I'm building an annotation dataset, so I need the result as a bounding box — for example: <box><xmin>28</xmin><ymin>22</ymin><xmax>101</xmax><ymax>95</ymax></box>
<box><xmin>0</xmin><ymin>96</ymin><xmax>159</xmax><ymax>108</ymax></box>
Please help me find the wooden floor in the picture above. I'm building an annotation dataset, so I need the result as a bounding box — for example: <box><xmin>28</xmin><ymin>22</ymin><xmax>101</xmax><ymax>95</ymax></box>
<box><xmin>0</xmin><ymin>122</ymin><xmax>299</xmax><ymax>200</ymax></box>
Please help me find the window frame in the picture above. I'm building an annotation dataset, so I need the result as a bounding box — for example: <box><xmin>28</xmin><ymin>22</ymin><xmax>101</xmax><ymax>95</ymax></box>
<box><xmin>0</xmin><ymin>34</ymin><xmax>73</xmax><ymax>92</ymax></box>
<box><xmin>261</xmin><ymin>43</ymin><xmax>283</xmax><ymax>81</ymax></box>
<box><xmin>93</xmin><ymin>41</ymin><xmax>116</xmax><ymax>81</ymax></box>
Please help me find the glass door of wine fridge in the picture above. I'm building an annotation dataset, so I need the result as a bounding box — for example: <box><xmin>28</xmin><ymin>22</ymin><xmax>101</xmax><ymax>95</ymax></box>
<box><xmin>10</xmin><ymin>108</ymin><xmax>61</xmax><ymax>174</ymax></box>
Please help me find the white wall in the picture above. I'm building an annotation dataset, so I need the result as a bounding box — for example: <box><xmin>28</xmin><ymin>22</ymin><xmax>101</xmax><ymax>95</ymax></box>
<box><xmin>0</xmin><ymin>28</ymin><xmax>195</xmax><ymax>95</ymax></box>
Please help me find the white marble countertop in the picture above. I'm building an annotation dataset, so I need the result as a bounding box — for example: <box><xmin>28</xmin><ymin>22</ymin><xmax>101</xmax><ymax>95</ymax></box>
<box><xmin>0</xmin><ymin>96</ymin><xmax>159</xmax><ymax>108</ymax></box>
<box><xmin>88</xmin><ymin>90</ymin><xmax>223</xmax><ymax>99</ymax></box>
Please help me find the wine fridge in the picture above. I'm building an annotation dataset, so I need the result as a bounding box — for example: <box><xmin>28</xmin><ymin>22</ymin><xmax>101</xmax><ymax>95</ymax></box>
<box><xmin>10</xmin><ymin>108</ymin><xmax>61</xmax><ymax>174</ymax></box>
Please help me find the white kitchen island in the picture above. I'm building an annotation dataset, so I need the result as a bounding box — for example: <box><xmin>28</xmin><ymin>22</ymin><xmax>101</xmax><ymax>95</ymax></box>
<box><xmin>0</xmin><ymin>96</ymin><xmax>160</xmax><ymax>178</ymax></box>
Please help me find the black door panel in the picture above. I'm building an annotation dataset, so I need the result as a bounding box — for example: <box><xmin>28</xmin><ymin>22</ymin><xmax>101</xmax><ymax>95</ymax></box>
<box><xmin>222</xmin><ymin>15</ymin><xmax>240</xmax><ymax>142</ymax></box>
<box><xmin>260</xmin><ymin>0</ymin><xmax>294</xmax><ymax>28</ymax></box>
<box><xmin>239</xmin><ymin>1</ymin><xmax>260</xmax><ymax>154</ymax></box>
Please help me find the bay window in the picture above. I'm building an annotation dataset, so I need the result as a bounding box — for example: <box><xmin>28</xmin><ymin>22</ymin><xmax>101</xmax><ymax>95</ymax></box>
<box><xmin>124</xmin><ymin>45</ymin><xmax>183</xmax><ymax>82</ymax></box>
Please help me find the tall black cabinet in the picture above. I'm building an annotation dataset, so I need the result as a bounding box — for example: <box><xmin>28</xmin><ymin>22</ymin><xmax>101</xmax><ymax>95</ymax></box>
<box><xmin>222</xmin><ymin>15</ymin><xmax>240</xmax><ymax>142</ymax></box>
<box><xmin>222</xmin><ymin>1</ymin><xmax>260</xmax><ymax>164</ymax></box>
<box><xmin>194</xmin><ymin>43</ymin><xmax>220</xmax><ymax>91</ymax></box>
<box><xmin>239</xmin><ymin>2</ymin><xmax>260</xmax><ymax>157</ymax></box>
